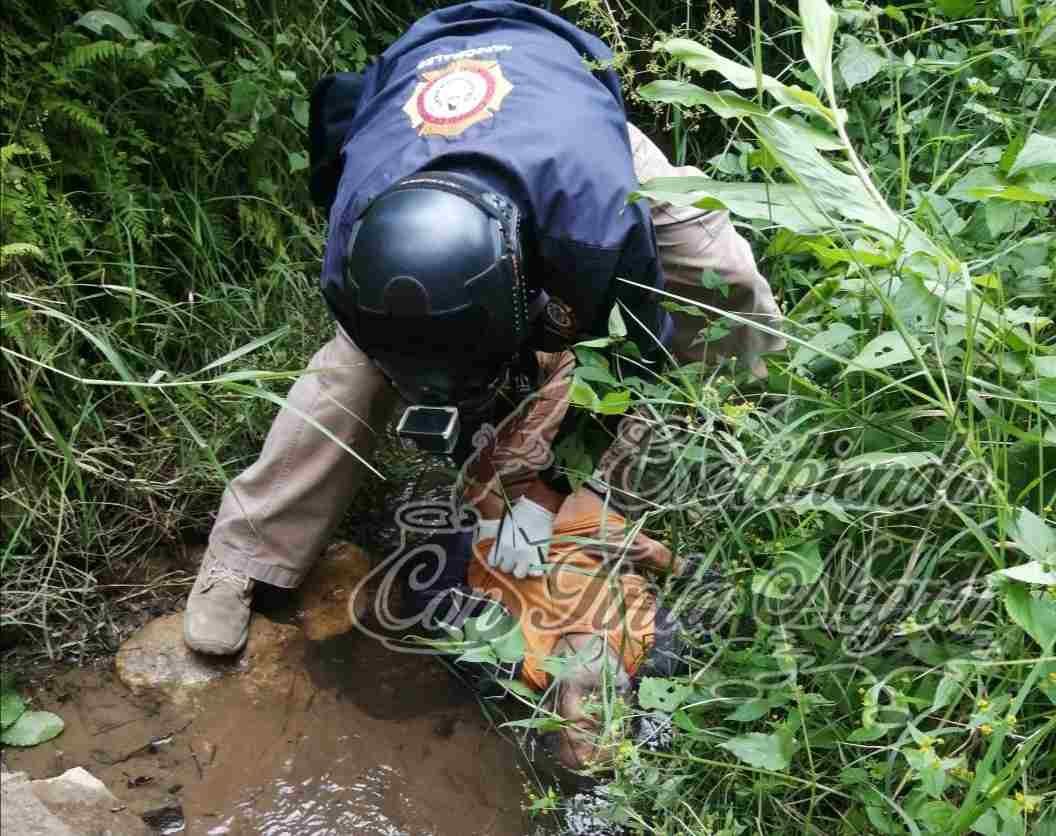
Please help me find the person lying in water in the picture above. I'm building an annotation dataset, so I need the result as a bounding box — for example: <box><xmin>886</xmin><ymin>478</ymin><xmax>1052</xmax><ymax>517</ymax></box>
<box><xmin>394</xmin><ymin>349</ymin><xmax>709</xmax><ymax>770</ymax></box>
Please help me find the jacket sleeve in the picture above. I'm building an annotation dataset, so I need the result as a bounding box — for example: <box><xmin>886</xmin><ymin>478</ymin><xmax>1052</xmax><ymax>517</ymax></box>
<box><xmin>457</xmin><ymin>351</ymin><xmax>577</xmax><ymax>520</ymax></box>
<box><xmin>537</xmin><ymin>218</ymin><xmax>673</xmax><ymax>362</ymax></box>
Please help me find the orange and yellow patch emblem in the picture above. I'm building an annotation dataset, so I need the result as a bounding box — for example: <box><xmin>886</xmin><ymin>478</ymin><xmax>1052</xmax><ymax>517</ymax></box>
<box><xmin>403</xmin><ymin>58</ymin><xmax>513</xmax><ymax>138</ymax></box>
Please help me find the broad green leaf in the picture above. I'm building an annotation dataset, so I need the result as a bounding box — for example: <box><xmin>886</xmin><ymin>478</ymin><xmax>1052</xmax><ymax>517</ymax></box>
<box><xmin>799</xmin><ymin>0</ymin><xmax>839</xmax><ymax>90</ymax></box>
<box><xmin>792</xmin><ymin>322</ymin><xmax>857</xmax><ymax>371</ymax></box>
<box><xmin>574</xmin><ymin>365</ymin><xmax>617</xmax><ymax>385</ymax></box>
<box><xmin>1010</xmin><ymin>507</ymin><xmax>1056</xmax><ymax>561</ymax></box>
<box><xmin>931</xmin><ymin>674</ymin><xmax>963</xmax><ymax>711</ymax></box>
<box><xmin>1004</xmin><ymin>584</ymin><xmax>1056</xmax><ymax>651</ymax></box>
<box><xmin>638</xmin><ymin>677</ymin><xmax>691</xmax><ymax>712</ymax></box>
<box><xmin>75</xmin><ymin>10</ymin><xmax>137</xmax><ymax>38</ymax></box>
<box><xmin>752</xmin><ymin>116</ymin><xmax>940</xmax><ymax>256</ymax></box>
<box><xmin>718</xmin><ymin>731</ymin><xmax>794</xmax><ymax>771</ymax></box>
<box><xmin>948</xmin><ymin>167</ymin><xmax>1051</xmax><ymax>203</ymax></box>
<box><xmin>904</xmin><ymin>747</ymin><xmax>947</xmax><ymax>798</ymax></box>
<box><xmin>1008</xmin><ymin>132</ymin><xmax>1056</xmax><ymax>178</ymax></box>
<box><xmin>0</xmin><ymin>692</ymin><xmax>25</xmax><ymax>730</ymax></box>
<box><xmin>658</xmin><ymin>39</ymin><xmax>837</xmax><ymax>124</ymax></box>
<box><xmin>994</xmin><ymin>561</ymin><xmax>1056</xmax><ymax>585</ymax></box>
<box><xmin>845</xmin><ymin>330</ymin><xmax>922</xmax><ymax>371</ymax></box>
<box><xmin>1034</xmin><ymin>356</ymin><xmax>1056</xmax><ymax>378</ymax></box>
<box><xmin>838</xmin><ymin>35</ymin><xmax>888</xmax><ymax>89</ymax></box>
<box><xmin>639</xmin><ymin>81</ymin><xmax>765</xmax><ymax>116</ymax></box>
<box><xmin>894</xmin><ymin>274</ymin><xmax>942</xmax><ymax>332</ymax></box>
<box><xmin>0</xmin><ymin>711</ymin><xmax>64</xmax><ymax>746</ymax></box>
<box><xmin>288</xmin><ymin>151</ymin><xmax>308</xmax><ymax>173</ymax></box>
<box><xmin>595</xmin><ymin>390</ymin><xmax>631</xmax><ymax>415</ymax></box>
<box><xmin>634</xmin><ymin>177</ymin><xmax>831</xmax><ymax>232</ymax></box>
<box><xmin>569</xmin><ymin>377</ymin><xmax>599</xmax><ymax>408</ymax></box>
<box><xmin>934</xmin><ymin>0</ymin><xmax>976</xmax><ymax>18</ymax></box>
<box><xmin>700</xmin><ymin>269</ymin><xmax>730</xmax><ymax>296</ymax></box>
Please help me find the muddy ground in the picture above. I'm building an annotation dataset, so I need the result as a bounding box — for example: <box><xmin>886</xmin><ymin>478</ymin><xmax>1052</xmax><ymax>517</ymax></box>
<box><xmin>2</xmin><ymin>622</ymin><xmax>542</xmax><ymax>835</ymax></box>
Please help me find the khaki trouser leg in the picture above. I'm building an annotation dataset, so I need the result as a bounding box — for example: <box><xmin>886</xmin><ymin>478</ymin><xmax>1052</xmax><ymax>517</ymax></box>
<box><xmin>208</xmin><ymin>332</ymin><xmax>398</xmax><ymax>588</ymax></box>
<box><xmin>628</xmin><ymin>123</ymin><xmax>786</xmax><ymax>375</ymax></box>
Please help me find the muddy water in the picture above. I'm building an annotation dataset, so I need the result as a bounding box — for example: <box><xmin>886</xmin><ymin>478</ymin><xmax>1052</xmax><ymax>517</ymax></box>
<box><xmin>4</xmin><ymin>630</ymin><xmax>536</xmax><ymax>835</ymax></box>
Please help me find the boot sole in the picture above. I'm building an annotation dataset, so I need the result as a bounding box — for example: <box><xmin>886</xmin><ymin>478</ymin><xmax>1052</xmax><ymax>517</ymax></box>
<box><xmin>182</xmin><ymin>618</ymin><xmax>250</xmax><ymax>656</ymax></box>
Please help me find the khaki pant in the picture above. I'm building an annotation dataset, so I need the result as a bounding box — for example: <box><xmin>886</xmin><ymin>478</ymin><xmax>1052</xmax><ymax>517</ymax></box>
<box><xmin>208</xmin><ymin>124</ymin><xmax>785</xmax><ymax>587</ymax></box>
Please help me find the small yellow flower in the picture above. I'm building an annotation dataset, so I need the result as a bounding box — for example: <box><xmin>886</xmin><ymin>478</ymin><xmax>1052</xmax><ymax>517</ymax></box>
<box><xmin>977</xmin><ymin>698</ymin><xmax>990</xmax><ymax>710</ymax></box>
<box><xmin>1014</xmin><ymin>792</ymin><xmax>1040</xmax><ymax>815</ymax></box>
<box><xmin>980</xmin><ymin>723</ymin><xmax>993</xmax><ymax>736</ymax></box>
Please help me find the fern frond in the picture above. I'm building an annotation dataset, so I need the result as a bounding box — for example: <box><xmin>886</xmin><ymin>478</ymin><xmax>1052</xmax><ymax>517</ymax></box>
<box><xmin>117</xmin><ymin>192</ymin><xmax>150</xmax><ymax>247</ymax></box>
<box><xmin>48</xmin><ymin>100</ymin><xmax>107</xmax><ymax>135</ymax></box>
<box><xmin>65</xmin><ymin>41</ymin><xmax>124</xmax><ymax>70</ymax></box>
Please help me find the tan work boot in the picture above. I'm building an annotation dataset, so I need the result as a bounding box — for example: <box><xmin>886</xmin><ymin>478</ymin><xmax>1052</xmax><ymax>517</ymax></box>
<box><xmin>183</xmin><ymin>552</ymin><xmax>254</xmax><ymax>655</ymax></box>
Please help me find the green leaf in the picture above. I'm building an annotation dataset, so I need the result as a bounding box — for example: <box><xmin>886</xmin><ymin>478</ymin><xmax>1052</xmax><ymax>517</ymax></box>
<box><xmin>1011</xmin><ymin>507</ymin><xmax>1056</xmax><ymax>561</ymax></box>
<box><xmin>845</xmin><ymin>330</ymin><xmax>922</xmax><ymax>371</ymax></box>
<box><xmin>1034</xmin><ymin>356</ymin><xmax>1056</xmax><ymax>378</ymax></box>
<box><xmin>75</xmin><ymin>10</ymin><xmax>137</xmax><ymax>39</ymax></box>
<box><xmin>0</xmin><ymin>711</ymin><xmax>64</xmax><ymax>746</ymax></box>
<box><xmin>635</xmin><ymin>177</ymin><xmax>831</xmax><ymax>233</ymax></box>
<box><xmin>699</xmin><ymin>269</ymin><xmax>730</xmax><ymax>298</ymax></box>
<box><xmin>837</xmin><ymin>36</ymin><xmax>888</xmax><ymax>90</ymax></box>
<box><xmin>1004</xmin><ymin>584</ymin><xmax>1056</xmax><ymax>651</ymax></box>
<box><xmin>933</xmin><ymin>0</ymin><xmax>976</xmax><ymax>18</ymax></box>
<box><xmin>994</xmin><ymin>561</ymin><xmax>1056</xmax><ymax>585</ymax></box>
<box><xmin>894</xmin><ymin>274</ymin><xmax>942</xmax><ymax>333</ymax></box>
<box><xmin>791</xmin><ymin>321</ymin><xmax>857</xmax><ymax>371</ymax></box>
<box><xmin>904</xmin><ymin>747</ymin><xmax>948</xmax><ymax>798</ymax></box>
<box><xmin>288</xmin><ymin>151</ymin><xmax>308</xmax><ymax>173</ymax></box>
<box><xmin>230</xmin><ymin>77</ymin><xmax>259</xmax><ymax>120</ymax></box>
<box><xmin>1008</xmin><ymin>133</ymin><xmax>1056</xmax><ymax>178</ymax></box>
<box><xmin>0</xmin><ymin>692</ymin><xmax>25</xmax><ymax>730</ymax></box>
<box><xmin>718</xmin><ymin>731</ymin><xmax>794</xmax><ymax>771</ymax></box>
<box><xmin>638</xmin><ymin>677</ymin><xmax>691</xmax><ymax>712</ymax></box>
<box><xmin>799</xmin><ymin>0</ymin><xmax>839</xmax><ymax>90</ymax></box>
<box><xmin>595</xmin><ymin>390</ymin><xmax>631</xmax><ymax>415</ymax></box>
<box><xmin>657</xmin><ymin>39</ymin><xmax>837</xmax><ymax>124</ymax></box>
<box><xmin>639</xmin><ymin>81</ymin><xmax>767</xmax><ymax>118</ymax></box>
<box><xmin>574</xmin><ymin>365</ymin><xmax>618</xmax><ymax>385</ymax></box>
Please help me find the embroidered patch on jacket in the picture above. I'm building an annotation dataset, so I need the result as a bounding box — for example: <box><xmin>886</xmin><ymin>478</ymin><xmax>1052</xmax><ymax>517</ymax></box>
<box><xmin>403</xmin><ymin>58</ymin><xmax>513</xmax><ymax>138</ymax></box>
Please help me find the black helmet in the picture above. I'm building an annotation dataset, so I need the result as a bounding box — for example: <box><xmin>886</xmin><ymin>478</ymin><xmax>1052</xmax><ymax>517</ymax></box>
<box><xmin>323</xmin><ymin>170</ymin><xmax>535</xmax><ymax>413</ymax></box>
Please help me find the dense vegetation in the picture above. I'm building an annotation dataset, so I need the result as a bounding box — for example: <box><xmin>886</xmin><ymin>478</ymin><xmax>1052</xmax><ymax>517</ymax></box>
<box><xmin>2</xmin><ymin>0</ymin><xmax>1054</xmax><ymax>834</ymax></box>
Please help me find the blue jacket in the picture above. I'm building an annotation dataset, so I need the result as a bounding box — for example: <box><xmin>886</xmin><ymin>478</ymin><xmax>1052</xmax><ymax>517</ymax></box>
<box><xmin>316</xmin><ymin>0</ymin><xmax>672</xmax><ymax>354</ymax></box>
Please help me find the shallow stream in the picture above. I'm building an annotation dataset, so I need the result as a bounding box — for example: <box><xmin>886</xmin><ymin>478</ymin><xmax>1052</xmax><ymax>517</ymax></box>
<box><xmin>4</xmin><ymin>629</ymin><xmax>534</xmax><ymax>835</ymax></box>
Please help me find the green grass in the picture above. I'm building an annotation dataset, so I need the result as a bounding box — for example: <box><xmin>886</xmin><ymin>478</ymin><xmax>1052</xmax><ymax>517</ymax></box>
<box><xmin>518</xmin><ymin>1</ymin><xmax>1055</xmax><ymax>833</ymax></box>
<box><xmin>2</xmin><ymin>0</ymin><xmax>1054</xmax><ymax>833</ymax></box>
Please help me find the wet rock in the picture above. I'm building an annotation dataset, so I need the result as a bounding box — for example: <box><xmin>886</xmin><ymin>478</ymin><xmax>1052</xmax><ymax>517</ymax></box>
<box><xmin>115</xmin><ymin>613</ymin><xmax>301</xmax><ymax>705</ymax></box>
<box><xmin>140</xmin><ymin>803</ymin><xmax>184</xmax><ymax>833</ymax></box>
<box><xmin>295</xmin><ymin>542</ymin><xmax>373</xmax><ymax>641</ymax></box>
<box><xmin>1</xmin><ymin>767</ymin><xmax>150</xmax><ymax>835</ymax></box>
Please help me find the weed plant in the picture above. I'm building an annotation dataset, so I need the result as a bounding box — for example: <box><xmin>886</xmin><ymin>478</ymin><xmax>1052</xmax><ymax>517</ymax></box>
<box><xmin>0</xmin><ymin>0</ymin><xmax>438</xmax><ymax>656</ymax></box>
<box><xmin>526</xmin><ymin>0</ymin><xmax>1055</xmax><ymax>833</ymax></box>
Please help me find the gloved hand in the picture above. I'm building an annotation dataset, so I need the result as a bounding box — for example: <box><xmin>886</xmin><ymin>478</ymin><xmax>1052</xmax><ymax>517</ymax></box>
<box><xmin>477</xmin><ymin>496</ymin><xmax>555</xmax><ymax>579</ymax></box>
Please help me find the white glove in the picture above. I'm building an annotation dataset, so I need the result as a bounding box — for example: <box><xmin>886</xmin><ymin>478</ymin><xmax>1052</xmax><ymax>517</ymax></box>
<box><xmin>478</xmin><ymin>497</ymin><xmax>555</xmax><ymax>579</ymax></box>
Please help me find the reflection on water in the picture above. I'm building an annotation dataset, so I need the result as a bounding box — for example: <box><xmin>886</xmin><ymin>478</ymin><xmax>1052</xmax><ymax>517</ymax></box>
<box><xmin>233</xmin><ymin>765</ymin><xmax>422</xmax><ymax>836</ymax></box>
<box><xmin>5</xmin><ymin>633</ymin><xmax>533</xmax><ymax>836</ymax></box>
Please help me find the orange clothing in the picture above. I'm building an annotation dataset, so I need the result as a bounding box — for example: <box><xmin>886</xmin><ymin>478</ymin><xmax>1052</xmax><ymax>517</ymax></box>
<box><xmin>468</xmin><ymin>512</ymin><xmax>657</xmax><ymax>691</ymax></box>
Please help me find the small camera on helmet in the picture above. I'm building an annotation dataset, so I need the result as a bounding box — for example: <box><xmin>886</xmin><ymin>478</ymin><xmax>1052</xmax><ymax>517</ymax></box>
<box><xmin>396</xmin><ymin>406</ymin><xmax>460</xmax><ymax>455</ymax></box>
